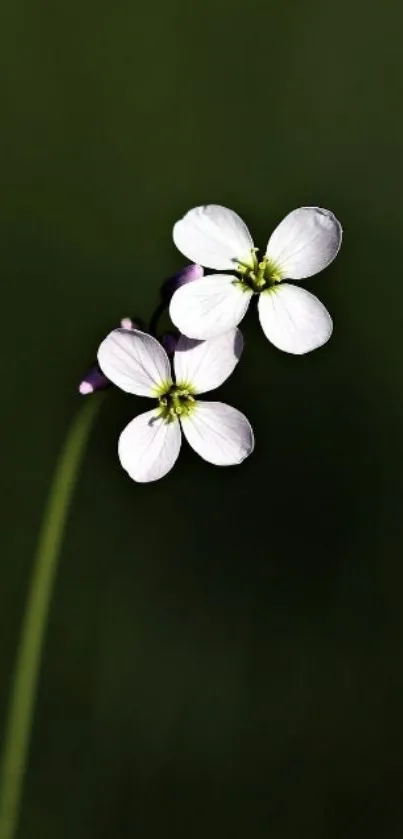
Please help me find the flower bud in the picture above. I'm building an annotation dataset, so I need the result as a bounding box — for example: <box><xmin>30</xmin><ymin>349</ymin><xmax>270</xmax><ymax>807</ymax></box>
<box><xmin>160</xmin><ymin>331</ymin><xmax>179</xmax><ymax>355</ymax></box>
<box><xmin>78</xmin><ymin>365</ymin><xmax>110</xmax><ymax>395</ymax></box>
<box><xmin>79</xmin><ymin>317</ymin><xmax>138</xmax><ymax>395</ymax></box>
<box><xmin>161</xmin><ymin>264</ymin><xmax>203</xmax><ymax>303</ymax></box>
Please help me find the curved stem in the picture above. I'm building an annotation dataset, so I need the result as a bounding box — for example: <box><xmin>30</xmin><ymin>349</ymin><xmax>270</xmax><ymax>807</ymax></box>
<box><xmin>0</xmin><ymin>395</ymin><xmax>104</xmax><ymax>839</ymax></box>
<box><xmin>148</xmin><ymin>300</ymin><xmax>167</xmax><ymax>338</ymax></box>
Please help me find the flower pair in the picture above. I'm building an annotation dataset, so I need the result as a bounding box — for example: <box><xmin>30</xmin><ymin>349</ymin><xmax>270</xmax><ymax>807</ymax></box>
<box><xmin>91</xmin><ymin>203</ymin><xmax>342</xmax><ymax>482</ymax></box>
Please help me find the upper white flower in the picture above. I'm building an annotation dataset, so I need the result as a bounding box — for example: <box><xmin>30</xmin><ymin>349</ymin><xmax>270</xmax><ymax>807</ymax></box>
<box><xmin>97</xmin><ymin>327</ymin><xmax>254</xmax><ymax>483</ymax></box>
<box><xmin>170</xmin><ymin>205</ymin><xmax>342</xmax><ymax>354</ymax></box>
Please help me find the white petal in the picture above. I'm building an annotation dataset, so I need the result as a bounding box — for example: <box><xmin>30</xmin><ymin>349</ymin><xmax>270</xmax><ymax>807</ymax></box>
<box><xmin>169</xmin><ymin>275</ymin><xmax>252</xmax><ymax>340</ymax></box>
<box><xmin>265</xmin><ymin>207</ymin><xmax>342</xmax><ymax>279</ymax></box>
<box><xmin>118</xmin><ymin>410</ymin><xmax>181</xmax><ymax>482</ymax></box>
<box><xmin>181</xmin><ymin>401</ymin><xmax>254</xmax><ymax>466</ymax></box>
<box><xmin>173</xmin><ymin>205</ymin><xmax>254</xmax><ymax>270</ymax></box>
<box><xmin>258</xmin><ymin>283</ymin><xmax>332</xmax><ymax>355</ymax></box>
<box><xmin>97</xmin><ymin>329</ymin><xmax>172</xmax><ymax>397</ymax></box>
<box><xmin>173</xmin><ymin>329</ymin><xmax>243</xmax><ymax>394</ymax></box>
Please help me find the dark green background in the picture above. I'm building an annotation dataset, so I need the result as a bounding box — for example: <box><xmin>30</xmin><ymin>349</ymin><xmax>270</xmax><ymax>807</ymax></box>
<box><xmin>2</xmin><ymin>0</ymin><xmax>403</xmax><ymax>836</ymax></box>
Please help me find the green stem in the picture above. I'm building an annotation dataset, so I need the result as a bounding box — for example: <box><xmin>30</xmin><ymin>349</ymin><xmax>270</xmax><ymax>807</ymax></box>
<box><xmin>0</xmin><ymin>395</ymin><xmax>104</xmax><ymax>839</ymax></box>
<box><xmin>148</xmin><ymin>300</ymin><xmax>167</xmax><ymax>338</ymax></box>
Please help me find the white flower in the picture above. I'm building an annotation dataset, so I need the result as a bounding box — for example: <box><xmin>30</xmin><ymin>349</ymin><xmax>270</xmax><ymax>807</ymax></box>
<box><xmin>170</xmin><ymin>204</ymin><xmax>342</xmax><ymax>354</ymax></box>
<box><xmin>97</xmin><ymin>327</ymin><xmax>254</xmax><ymax>483</ymax></box>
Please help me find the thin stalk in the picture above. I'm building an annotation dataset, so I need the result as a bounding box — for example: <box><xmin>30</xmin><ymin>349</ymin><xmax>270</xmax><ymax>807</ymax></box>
<box><xmin>0</xmin><ymin>395</ymin><xmax>103</xmax><ymax>839</ymax></box>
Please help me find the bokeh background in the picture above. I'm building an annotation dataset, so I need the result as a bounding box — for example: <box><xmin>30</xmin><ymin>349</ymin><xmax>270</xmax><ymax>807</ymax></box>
<box><xmin>2</xmin><ymin>0</ymin><xmax>403</xmax><ymax>836</ymax></box>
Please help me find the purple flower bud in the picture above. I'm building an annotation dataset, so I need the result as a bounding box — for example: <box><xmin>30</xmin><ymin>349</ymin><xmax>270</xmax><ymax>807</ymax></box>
<box><xmin>161</xmin><ymin>263</ymin><xmax>203</xmax><ymax>302</ymax></box>
<box><xmin>160</xmin><ymin>331</ymin><xmax>179</xmax><ymax>355</ymax></box>
<box><xmin>79</xmin><ymin>365</ymin><xmax>111</xmax><ymax>395</ymax></box>
<box><xmin>79</xmin><ymin>317</ymin><xmax>139</xmax><ymax>395</ymax></box>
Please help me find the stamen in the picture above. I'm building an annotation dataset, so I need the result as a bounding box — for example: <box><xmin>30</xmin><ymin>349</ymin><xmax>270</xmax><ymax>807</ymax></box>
<box><xmin>235</xmin><ymin>252</ymin><xmax>283</xmax><ymax>292</ymax></box>
<box><xmin>158</xmin><ymin>383</ymin><xmax>196</xmax><ymax>421</ymax></box>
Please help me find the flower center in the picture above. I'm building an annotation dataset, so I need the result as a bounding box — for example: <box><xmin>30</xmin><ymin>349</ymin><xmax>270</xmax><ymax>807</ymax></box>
<box><xmin>236</xmin><ymin>249</ymin><xmax>283</xmax><ymax>293</ymax></box>
<box><xmin>158</xmin><ymin>384</ymin><xmax>196</xmax><ymax>422</ymax></box>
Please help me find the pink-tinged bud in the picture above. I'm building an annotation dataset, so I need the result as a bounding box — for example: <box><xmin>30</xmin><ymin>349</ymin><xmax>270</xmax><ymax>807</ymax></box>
<box><xmin>161</xmin><ymin>264</ymin><xmax>203</xmax><ymax>302</ymax></box>
<box><xmin>78</xmin><ymin>365</ymin><xmax>111</xmax><ymax>396</ymax></box>
<box><xmin>120</xmin><ymin>317</ymin><xmax>137</xmax><ymax>330</ymax></box>
<box><xmin>78</xmin><ymin>316</ymin><xmax>140</xmax><ymax>395</ymax></box>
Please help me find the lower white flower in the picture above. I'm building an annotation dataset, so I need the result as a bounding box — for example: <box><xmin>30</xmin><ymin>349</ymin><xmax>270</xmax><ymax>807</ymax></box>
<box><xmin>97</xmin><ymin>327</ymin><xmax>254</xmax><ymax>483</ymax></box>
<box><xmin>170</xmin><ymin>204</ymin><xmax>342</xmax><ymax>354</ymax></box>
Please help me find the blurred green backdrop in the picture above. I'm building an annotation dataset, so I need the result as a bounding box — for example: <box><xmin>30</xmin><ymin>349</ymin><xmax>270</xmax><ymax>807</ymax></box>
<box><xmin>1</xmin><ymin>0</ymin><xmax>403</xmax><ymax>836</ymax></box>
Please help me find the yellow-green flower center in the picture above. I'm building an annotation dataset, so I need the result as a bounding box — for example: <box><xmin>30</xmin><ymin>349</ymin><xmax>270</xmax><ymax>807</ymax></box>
<box><xmin>157</xmin><ymin>383</ymin><xmax>196</xmax><ymax>423</ymax></box>
<box><xmin>236</xmin><ymin>249</ymin><xmax>283</xmax><ymax>292</ymax></box>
